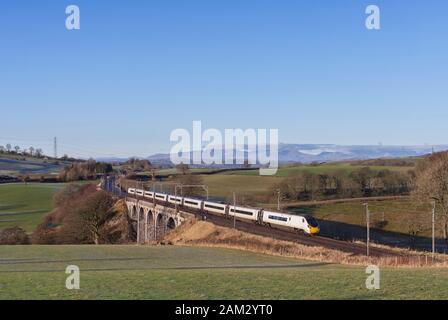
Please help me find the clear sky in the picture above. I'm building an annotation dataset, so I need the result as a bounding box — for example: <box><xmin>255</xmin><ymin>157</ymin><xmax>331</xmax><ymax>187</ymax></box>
<box><xmin>1</xmin><ymin>1</ymin><xmax>447</xmax><ymax>158</ymax></box>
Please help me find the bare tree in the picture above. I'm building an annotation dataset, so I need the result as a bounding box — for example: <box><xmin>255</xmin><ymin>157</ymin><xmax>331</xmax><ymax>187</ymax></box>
<box><xmin>143</xmin><ymin>161</ymin><xmax>157</xmax><ymax>181</ymax></box>
<box><xmin>173</xmin><ymin>174</ymin><xmax>204</xmax><ymax>197</ymax></box>
<box><xmin>176</xmin><ymin>163</ymin><xmax>190</xmax><ymax>175</ymax></box>
<box><xmin>6</xmin><ymin>144</ymin><xmax>11</xmax><ymax>153</ymax></box>
<box><xmin>77</xmin><ymin>191</ymin><xmax>114</xmax><ymax>244</ymax></box>
<box><xmin>14</xmin><ymin>145</ymin><xmax>20</xmax><ymax>154</ymax></box>
<box><xmin>19</xmin><ymin>174</ymin><xmax>30</xmax><ymax>185</ymax></box>
<box><xmin>29</xmin><ymin>146</ymin><xmax>35</xmax><ymax>156</ymax></box>
<box><xmin>413</xmin><ymin>152</ymin><xmax>448</xmax><ymax>243</ymax></box>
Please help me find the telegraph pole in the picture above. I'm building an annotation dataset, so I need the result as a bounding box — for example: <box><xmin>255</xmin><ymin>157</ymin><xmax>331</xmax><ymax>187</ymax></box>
<box><xmin>364</xmin><ymin>203</ymin><xmax>370</xmax><ymax>257</ymax></box>
<box><xmin>432</xmin><ymin>201</ymin><xmax>436</xmax><ymax>260</ymax></box>
<box><xmin>54</xmin><ymin>137</ymin><xmax>57</xmax><ymax>159</ymax></box>
<box><xmin>277</xmin><ymin>189</ymin><xmax>281</xmax><ymax>211</ymax></box>
<box><xmin>233</xmin><ymin>192</ymin><xmax>237</xmax><ymax>229</ymax></box>
<box><xmin>175</xmin><ymin>185</ymin><xmax>178</xmax><ymax>212</ymax></box>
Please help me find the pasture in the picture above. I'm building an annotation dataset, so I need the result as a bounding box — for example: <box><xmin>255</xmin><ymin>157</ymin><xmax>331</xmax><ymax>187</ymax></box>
<box><xmin>200</xmin><ymin>174</ymin><xmax>281</xmax><ymax>200</ymax></box>
<box><xmin>0</xmin><ymin>183</ymin><xmax>65</xmax><ymax>232</ymax></box>
<box><xmin>0</xmin><ymin>245</ymin><xmax>447</xmax><ymax>300</ymax></box>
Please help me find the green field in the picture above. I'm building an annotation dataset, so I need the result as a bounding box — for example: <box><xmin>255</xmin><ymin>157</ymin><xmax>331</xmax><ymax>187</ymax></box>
<box><xmin>0</xmin><ymin>183</ymin><xmax>67</xmax><ymax>232</ymax></box>
<box><xmin>201</xmin><ymin>175</ymin><xmax>282</xmax><ymax>200</ymax></box>
<box><xmin>0</xmin><ymin>245</ymin><xmax>447</xmax><ymax>300</ymax></box>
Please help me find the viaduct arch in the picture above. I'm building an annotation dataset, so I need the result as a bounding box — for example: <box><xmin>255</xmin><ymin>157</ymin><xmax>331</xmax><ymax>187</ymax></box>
<box><xmin>126</xmin><ymin>198</ymin><xmax>185</xmax><ymax>243</ymax></box>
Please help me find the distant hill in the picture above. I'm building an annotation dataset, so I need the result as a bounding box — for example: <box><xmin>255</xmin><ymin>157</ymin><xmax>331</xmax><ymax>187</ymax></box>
<box><xmin>144</xmin><ymin>144</ymin><xmax>448</xmax><ymax>166</ymax></box>
<box><xmin>93</xmin><ymin>144</ymin><xmax>448</xmax><ymax>167</ymax></box>
<box><xmin>275</xmin><ymin>144</ymin><xmax>448</xmax><ymax>163</ymax></box>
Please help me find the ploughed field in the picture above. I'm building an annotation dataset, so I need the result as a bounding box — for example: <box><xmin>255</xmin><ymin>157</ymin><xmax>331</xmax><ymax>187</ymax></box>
<box><xmin>0</xmin><ymin>245</ymin><xmax>447</xmax><ymax>300</ymax></box>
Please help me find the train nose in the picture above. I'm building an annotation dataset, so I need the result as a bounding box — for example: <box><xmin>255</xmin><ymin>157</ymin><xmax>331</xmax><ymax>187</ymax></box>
<box><xmin>309</xmin><ymin>227</ymin><xmax>320</xmax><ymax>234</ymax></box>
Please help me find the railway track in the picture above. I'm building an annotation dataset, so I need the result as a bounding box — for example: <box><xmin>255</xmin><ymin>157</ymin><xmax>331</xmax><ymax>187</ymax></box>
<box><xmin>128</xmin><ymin>195</ymin><xmax>402</xmax><ymax>258</ymax></box>
<box><xmin>190</xmin><ymin>207</ymin><xmax>399</xmax><ymax>257</ymax></box>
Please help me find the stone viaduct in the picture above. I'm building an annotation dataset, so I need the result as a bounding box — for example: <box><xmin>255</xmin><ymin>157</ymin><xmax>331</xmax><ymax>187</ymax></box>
<box><xmin>125</xmin><ymin>197</ymin><xmax>190</xmax><ymax>243</ymax></box>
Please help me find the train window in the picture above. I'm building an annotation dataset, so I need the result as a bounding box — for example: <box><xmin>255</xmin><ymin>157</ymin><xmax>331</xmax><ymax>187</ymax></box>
<box><xmin>231</xmin><ymin>209</ymin><xmax>254</xmax><ymax>216</ymax></box>
<box><xmin>185</xmin><ymin>200</ymin><xmax>199</xmax><ymax>205</ymax></box>
<box><xmin>305</xmin><ymin>216</ymin><xmax>319</xmax><ymax>227</ymax></box>
<box><xmin>268</xmin><ymin>215</ymin><xmax>288</xmax><ymax>222</ymax></box>
<box><xmin>205</xmin><ymin>204</ymin><xmax>225</xmax><ymax>210</ymax></box>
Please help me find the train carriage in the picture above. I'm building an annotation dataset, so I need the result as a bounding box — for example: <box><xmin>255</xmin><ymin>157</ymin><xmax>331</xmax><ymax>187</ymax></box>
<box><xmin>168</xmin><ymin>195</ymin><xmax>183</xmax><ymax>205</ymax></box>
<box><xmin>229</xmin><ymin>205</ymin><xmax>259</xmax><ymax>222</ymax></box>
<box><xmin>203</xmin><ymin>201</ymin><xmax>227</xmax><ymax>215</ymax></box>
<box><xmin>154</xmin><ymin>193</ymin><xmax>168</xmax><ymax>202</ymax></box>
<box><xmin>144</xmin><ymin>191</ymin><xmax>155</xmax><ymax>199</ymax></box>
<box><xmin>183</xmin><ymin>198</ymin><xmax>203</xmax><ymax>210</ymax></box>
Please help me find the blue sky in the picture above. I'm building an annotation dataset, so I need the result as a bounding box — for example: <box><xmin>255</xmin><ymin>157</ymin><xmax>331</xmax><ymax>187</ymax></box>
<box><xmin>1</xmin><ymin>1</ymin><xmax>447</xmax><ymax>158</ymax></box>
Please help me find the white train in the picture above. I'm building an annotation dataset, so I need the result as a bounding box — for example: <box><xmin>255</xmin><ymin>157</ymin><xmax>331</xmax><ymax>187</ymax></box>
<box><xmin>127</xmin><ymin>188</ymin><xmax>320</xmax><ymax>235</ymax></box>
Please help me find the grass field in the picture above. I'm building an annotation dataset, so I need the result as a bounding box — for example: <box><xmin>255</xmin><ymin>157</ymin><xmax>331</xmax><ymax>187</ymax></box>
<box><xmin>0</xmin><ymin>183</ymin><xmax>67</xmax><ymax>232</ymax></box>
<box><xmin>0</xmin><ymin>245</ymin><xmax>447</xmax><ymax>300</ymax></box>
<box><xmin>200</xmin><ymin>175</ymin><xmax>282</xmax><ymax>200</ymax></box>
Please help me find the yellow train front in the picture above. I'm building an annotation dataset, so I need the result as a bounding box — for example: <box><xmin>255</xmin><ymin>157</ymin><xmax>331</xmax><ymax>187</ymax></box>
<box><xmin>304</xmin><ymin>215</ymin><xmax>320</xmax><ymax>235</ymax></box>
<box><xmin>261</xmin><ymin>211</ymin><xmax>320</xmax><ymax>235</ymax></box>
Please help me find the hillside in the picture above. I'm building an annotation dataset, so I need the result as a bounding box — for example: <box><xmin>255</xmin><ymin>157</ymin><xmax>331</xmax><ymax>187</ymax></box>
<box><xmin>0</xmin><ymin>157</ymin><xmax>64</xmax><ymax>175</ymax></box>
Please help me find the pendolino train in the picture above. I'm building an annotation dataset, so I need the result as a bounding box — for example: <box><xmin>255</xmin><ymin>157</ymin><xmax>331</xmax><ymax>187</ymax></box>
<box><xmin>127</xmin><ymin>188</ymin><xmax>320</xmax><ymax>235</ymax></box>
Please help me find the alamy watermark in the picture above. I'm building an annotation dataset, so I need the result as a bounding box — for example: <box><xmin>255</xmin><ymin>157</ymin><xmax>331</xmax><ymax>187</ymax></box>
<box><xmin>65</xmin><ymin>265</ymin><xmax>80</xmax><ymax>290</ymax></box>
<box><xmin>365</xmin><ymin>265</ymin><xmax>380</xmax><ymax>290</ymax></box>
<box><xmin>66</xmin><ymin>5</ymin><xmax>80</xmax><ymax>30</ymax></box>
<box><xmin>365</xmin><ymin>5</ymin><xmax>381</xmax><ymax>30</ymax></box>
<box><xmin>64</xmin><ymin>5</ymin><xmax>379</xmax><ymax>31</ymax></box>
<box><xmin>170</xmin><ymin>121</ymin><xmax>279</xmax><ymax>176</ymax></box>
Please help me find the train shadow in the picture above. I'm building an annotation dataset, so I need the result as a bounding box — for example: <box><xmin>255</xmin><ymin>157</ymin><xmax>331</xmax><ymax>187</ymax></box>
<box><xmin>316</xmin><ymin>219</ymin><xmax>448</xmax><ymax>253</ymax></box>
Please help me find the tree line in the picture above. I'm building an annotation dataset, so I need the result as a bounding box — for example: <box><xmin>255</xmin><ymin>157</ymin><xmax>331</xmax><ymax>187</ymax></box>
<box><xmin>274</xmin><ymin>167</ymin><xmax>412</xmax><ymax>201</ymax></box>
<box><xmin>58</xmin><ymin>159</ymin><xmax>113</xmax><ymax>182</ymax></box>
<box><xmin>0</xmin><ymin>143</ymin><xmax>44</xmax><ymax>158</ymax></box>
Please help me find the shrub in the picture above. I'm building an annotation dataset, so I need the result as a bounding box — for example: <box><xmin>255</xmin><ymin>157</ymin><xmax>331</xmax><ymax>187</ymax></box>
<box><xmin>0</xmin><ymin>227</ymin><xmax>30</xmax><ymax>245</ymax></box>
